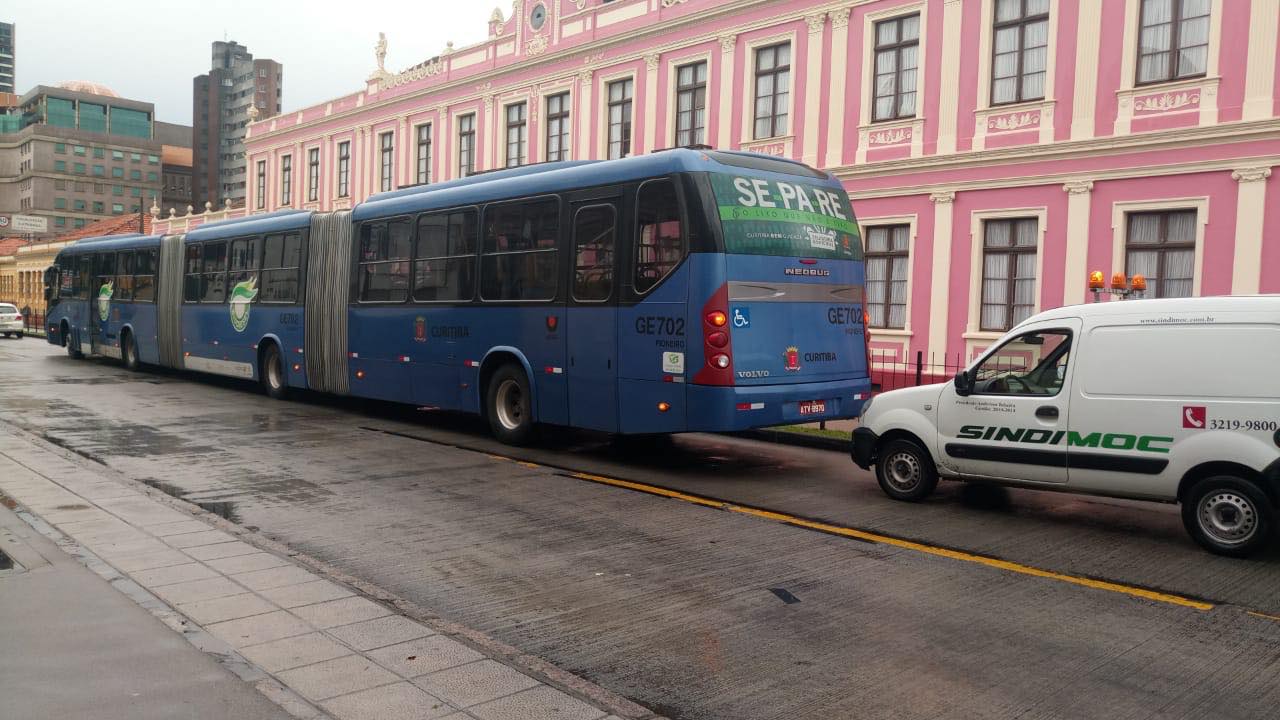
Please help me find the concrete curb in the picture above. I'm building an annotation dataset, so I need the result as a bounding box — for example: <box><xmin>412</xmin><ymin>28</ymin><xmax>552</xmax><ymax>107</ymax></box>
<box><xmin>735</xmin><ymin>428</ymin><xmax>850</xmax><ymax>454</ymax></box>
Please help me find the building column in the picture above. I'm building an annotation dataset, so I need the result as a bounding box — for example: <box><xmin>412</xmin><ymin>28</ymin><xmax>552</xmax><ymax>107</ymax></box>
<box><xmin>1062</xmin><ymin>180</ymin><xmax>1095</xmax><ymax>305</ymax></box>
<box><xmin>1071</xmin><ymin>0</ymin><xmax>1103</xmax><ymax>140</ymax></box>
<box><xmin>935</xmin><ymin>0</ymin><xmax>964</xmax><ymax>154</ymax></box>
<box><xmin>802</xmin><ymin>14</ymin><xmax>826</xmax><ymax>166</ymax></box>
<box><xmin>483</xmin><ymin>95</ymin><xmax>496</xmax><ymax>171</ymax></box>
<box><xmin>435</xmin><ymin>107</ymin><xmax>448</xmax><ymax>182</ymax></box>
<box><xmin>1231</xmin><ymin>167</ymin><xmax>1272</xmax><ymax>294</ymax></box>
<box><xmin>1243</xmin><ymin>0</ymin><xmax>1280</xmax><ymax>121</ymax></box>
<box><xmin>715</xmin><ymin>35</ymin><xmax>736</xmax><ymax>149</ymax></box>
<box><xmin>576</xmin><ymin>70</ymin><xmax>594</xmax><ymax>160</ymax></box>
<box><xmin>643</xmin><ymin>54</ymin><xmax>660</xmax><ymax>153</ymax></box>
<box><xmin>824</xmin><ymin>9</ymin><xmax>850</xmax><ymax>168</ymax></box>
<box><xmin>400</xmin><ymin>117</ymin><xmax>411</xmax><ymax>187</ymax></box>
<box><xmin>927</xmin><ymin>191</ymin><xmax>956</xmax><ymax>360</ymax></box>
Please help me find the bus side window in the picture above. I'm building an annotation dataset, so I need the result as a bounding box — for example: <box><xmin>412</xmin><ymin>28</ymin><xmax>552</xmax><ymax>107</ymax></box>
<box><xmin>77</xmin><ymin>255</ymin><xmax>92</xmax><ymax>299</ymax></box>
<box><xmin>134</xmin><ymin>249</ymin><xmax>157</xmax><ymax>303</ymax></box>
<box><xmin>358</xmin><ymin>222</ymin><xmax>413</xmax><ymax>302</ymax></box>
<box><xmin>94</xmin><ymin>252</ymin><xmax>115</xmax><ymax>300</ymax></box>
<box><xmin>115</xmin><ymin>250</ymin><xmax>135</xmax><ymax>301</ymax></box>
<box><xmin>184</xmin><ymin>244</ymin><xmax>202</xmax><ymax>303</ymax></box>
<box><xmin>60</xmin><ymin>256</ymin><xmax>77</xmax><ymax>298</ymax></box>
<box><xmin>229</xmin><ymin>236</ymin><xmax>260</xmax><ymax>298</ymax></box>
<box><xmin>414</xmin><ymin>210</ymin><xmax>477</xmax><ymax>302</ymax></box>
<box><xmin>572</xmin><ymin>205</ymin><xmax>616</xmax><ymax>302</ymax></box>
<box><xmin>480</xmin><ymin>198</ymin><xmax>559</xmax><ymax>302</ymax></box>
<box><xmin>634</xmin><ymin>179</ymin><xmax>683</xmax><ymax>294</ymax></box>
<box><xmin>201</xmin><ymin>241</ymin><xmax>227</xmax><ymax>304</ymax></box>
<box><xmin>262</xmin><ymin>232</ymin><xmax>302</xmax><ymax>303</ymax></box>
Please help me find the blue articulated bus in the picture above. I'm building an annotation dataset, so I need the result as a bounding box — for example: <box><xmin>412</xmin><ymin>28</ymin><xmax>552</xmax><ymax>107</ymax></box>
<box><xmin>46</xmin><ymin>149</ymin><xmax>873</xmax><ymax>444</ymax></box>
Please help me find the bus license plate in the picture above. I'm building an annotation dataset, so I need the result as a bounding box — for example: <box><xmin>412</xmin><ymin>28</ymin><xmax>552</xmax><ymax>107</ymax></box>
<box><xmin>798</xmin><ymin>400</ymin><xmax>826</xmax><ymax>416</ymax></box>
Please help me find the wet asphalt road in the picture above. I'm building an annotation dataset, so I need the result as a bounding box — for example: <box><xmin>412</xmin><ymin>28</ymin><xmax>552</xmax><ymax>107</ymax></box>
<box><xmin>3</xmin><ymin>337</ymin><xmax>1280</xmax><ymax>720</ymax></box>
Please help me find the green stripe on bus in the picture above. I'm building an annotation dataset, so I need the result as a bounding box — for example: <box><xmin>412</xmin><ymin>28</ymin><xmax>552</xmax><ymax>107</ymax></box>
<box><xmin>718</xmin><ymin>205</ymin><xmax>860</xmax><ymax>235</ymax></box>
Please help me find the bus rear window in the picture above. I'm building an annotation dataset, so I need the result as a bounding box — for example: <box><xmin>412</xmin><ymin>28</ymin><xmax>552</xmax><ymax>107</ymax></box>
<box><xmin>710</xmin><ymin>172</ymin><xmax>861</xmax><ymax>260</ymax></box>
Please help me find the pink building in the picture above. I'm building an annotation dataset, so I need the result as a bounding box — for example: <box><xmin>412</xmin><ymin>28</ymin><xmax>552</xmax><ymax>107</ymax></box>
<box><xmin>185</xmin><ymin>0</ymin><xmax>1279</xmax><ymax>367</ymax></box>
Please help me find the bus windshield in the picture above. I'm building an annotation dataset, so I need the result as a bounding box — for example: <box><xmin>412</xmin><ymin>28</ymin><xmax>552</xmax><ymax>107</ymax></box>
<box><xmin>709</xmin><ymin>172</ymin><xmax>861</xmax><ymax>261</ymax></box>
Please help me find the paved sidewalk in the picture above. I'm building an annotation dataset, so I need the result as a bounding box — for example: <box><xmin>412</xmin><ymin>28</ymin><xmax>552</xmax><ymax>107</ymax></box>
<box><xmin>0</xmin><ymin>426</ymin><xmax>629</xmax><ymax>720</ymax></box>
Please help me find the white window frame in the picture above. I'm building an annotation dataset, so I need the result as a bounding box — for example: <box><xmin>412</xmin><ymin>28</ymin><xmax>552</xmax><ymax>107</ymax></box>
<box><xmin>452</xmin><ymin>109</ymin><xmax>479</xmax><ymax>180</ymax></box>
<box><xmin>665</xmin><ymin>49</ymin><xmax>713</xmax><ymax>148</ymax></box>
<box><xmin>972</xmin><ymin>0</ymin><xmax>1059</xmax><ymax>149</ymax></box>
<box><xmin>856</xmin><ymin>2</ymin><xmax>928</xmax><ymax>164</ymax></box>
<box><xmin>964</xmin><ymin>206</ymin><xmax>1048</xmax><ymax>357</ymax></box>
<box><xmin>1110</xmin><ymin>196</ymin><xmax>1208</xmax><ymax>298</ymax></box>
<box><xmin>739</xmin><ymin>30</ymin><xmax>798</xmax><ymax>153</ymax></box>
<box><xmin>859</xmin><ymin>213</ymin><xmax>917</xmax><ymax>365</ymax></box>
<box><xmin>597</xmin><ymin>68</ymin><xmax>637</xmax><ymax>160</ymax></box>
<box><xmin>501</xmin><ymin>97</ymin><xmax>531</xmax><ymax>169</ymax></box>
<box><xmin>540</xmin><ymin>83</ymin><xmax>574</xmax><ymax>162</ymax></box>
<box><xmin>1114</xmin><ymin>0</ymin><xmax>1223</xmax><ymax>134</ymax></box>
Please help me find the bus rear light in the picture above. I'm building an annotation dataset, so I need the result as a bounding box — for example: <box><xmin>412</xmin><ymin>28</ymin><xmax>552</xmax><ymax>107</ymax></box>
<box><xmin>799</xmin><ymin>258</ymin><xmax>817</xmax><ymax>265</ymax></box>
<box><xmin>693</xmin><ymin>283</ymin><xmax>735</xmax><ymax>386</ymax></box>
<box><xmin>355</xmin><ymin>369</ymin><xmax>366</xmax><ymax>379</ymax></box>
<box><xmin>707</xmin><ymin>331</ymin><xmax>728</xmax><ymax>348</ymax></box>
<box><xmin>292</xmin><ymin>363</ymin><xmax>301</xmax><ymax>372</ymax></box>
<box><xmin>657</xmin><ymin>402</ymin><xmax>670</xmax><ymax>412</ymax></box>
<box><xmin>710</xmin><ymin>353</ymin><xmax>730</xmax><ymax>369</ymax></box>
<box><xmin>706</xmin><ymin>311</ymin><xmax>727</xmax><ymax>327</ymax></box>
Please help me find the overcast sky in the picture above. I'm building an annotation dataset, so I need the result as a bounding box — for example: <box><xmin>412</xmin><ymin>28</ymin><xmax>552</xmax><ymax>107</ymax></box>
<box><xmin>8</xmin><ymin>0</ymin><xmax>495</xmax><ymax>127</ymax></box>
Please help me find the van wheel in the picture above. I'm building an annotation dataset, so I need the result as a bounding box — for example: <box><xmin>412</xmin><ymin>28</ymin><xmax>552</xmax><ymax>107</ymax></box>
<box><xmin>486</xmin><ymin>364</ymin><xmax>535</xmax><ymax>445</ymax></box>
<box><xmin>876</xmin><ymin>438</ymin><xmax>938</xmax><ymax>502</ymax></box>
<box><xmin>1182</xmin><ymin>476</ymin><xmax>1273</xmax><ymax>557</ymax></box>
<box><xmin>261</xmin><ymin>344</ymin><xmax>289</xmax><ymax>400</ymax></box>
<box><xmin>121</xmin><ymin>332</ymin><xmax>140</xmax><ymax>371</ymax></box>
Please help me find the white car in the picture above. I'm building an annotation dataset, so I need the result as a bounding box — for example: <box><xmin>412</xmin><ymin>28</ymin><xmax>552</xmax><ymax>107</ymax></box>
<box><xmin>852</xmin><ymin>295</ymin><xmax>1280</xmax><ymax>557</ymax></box>
<box><xmin>0</xmin><ymin>303</ymin><xmax>23</xmax><ymax>338</ymax></box>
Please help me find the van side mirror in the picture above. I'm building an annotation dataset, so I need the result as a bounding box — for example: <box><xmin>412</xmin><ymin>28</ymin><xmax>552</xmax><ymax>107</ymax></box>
<box><xmin>954</xmin><ymin>370</ymin><xmax>974</xmax><ymax>397</ymax></box>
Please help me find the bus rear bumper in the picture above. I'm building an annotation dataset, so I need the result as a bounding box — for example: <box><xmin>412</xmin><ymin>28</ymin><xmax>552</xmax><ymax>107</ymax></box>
<box><xmin>685</xmin><ymin>378</ymin><xmax>872</xmax><ymax>432</ymax></box>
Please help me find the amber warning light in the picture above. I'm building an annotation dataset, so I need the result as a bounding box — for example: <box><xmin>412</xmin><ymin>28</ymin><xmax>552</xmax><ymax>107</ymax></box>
<box><xmin>1088</xmin><ymin>270</ymin><xmax>1145</xmax><ymax>301</ymax></box>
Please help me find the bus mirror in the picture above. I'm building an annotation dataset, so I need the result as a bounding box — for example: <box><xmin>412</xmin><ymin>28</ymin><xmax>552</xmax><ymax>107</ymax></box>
<box><xmin>954</xmin><ymin>370</ymin><xmax>974</xmax><ymax>397</ymax></box>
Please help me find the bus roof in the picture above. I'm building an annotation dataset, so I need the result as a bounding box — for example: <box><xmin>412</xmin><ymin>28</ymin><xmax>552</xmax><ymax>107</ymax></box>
<box><xmin>353</xmin><ymin>148</ymin><xmax>836</xmax><ymax>222</ymax></box>
<box><xmin>186</xmin><ymin>208</ymin><xmax>312</xmax><ymax>241</ymax></box>
<box><xmin>59</xmin><ymin>233</ymin><xmax>161</xmax><ymax>255</ymax></box>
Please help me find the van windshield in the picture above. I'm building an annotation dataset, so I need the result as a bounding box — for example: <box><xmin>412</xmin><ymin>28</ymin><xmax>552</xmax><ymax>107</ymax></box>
<box><xmin>709</xmin><ymin>172</ymin><xmax>861</xmax><ymax>260</ymax></box>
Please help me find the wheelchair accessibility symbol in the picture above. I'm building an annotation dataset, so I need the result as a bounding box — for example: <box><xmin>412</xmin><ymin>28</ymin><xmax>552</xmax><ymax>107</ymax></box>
<box><xmin>731</xmin><ymin>307</ymin><xmax>751</xmax><ymax>328</ymax></box>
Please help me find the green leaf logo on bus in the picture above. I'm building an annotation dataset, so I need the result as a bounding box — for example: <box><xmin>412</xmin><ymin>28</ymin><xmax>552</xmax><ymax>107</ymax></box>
<box><xmin>229</xmin><ymin>278</ymin><xmax>258</xmax><ymax>333</ymax></box>
<box><xmin>97</xmin><ymin>281</ymin><xmax>113</xmax><ymax>322</ymax></box>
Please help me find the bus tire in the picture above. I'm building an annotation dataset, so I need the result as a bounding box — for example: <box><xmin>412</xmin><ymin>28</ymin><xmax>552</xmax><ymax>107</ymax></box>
<box><xmin>65</xmin><ymin>324</ymin><xmax>83</xmax><ymax>359</ymax></box>
<box><xmin>1182</xmin><ymin>475</ymin><xmax>1273</xmax><ymax>558</ymax></box>
<box><xmin>121</xmin><ymin>330</ymin><xmax>140</xmax><ymax>371</ymax></box>
<box><xmin>875</xmin><ymin>438</ymin><xmax>938</xmax><ymax>502</ymax></box>
<box><xmin>261</xmin><ymin>343</ymin><xmax>289</xmax><ymax>400</ymax></box>
<box><xmin>486</xmin><ymin>364</ymin><xmax>535</xmax><ymax>445</ymax></box>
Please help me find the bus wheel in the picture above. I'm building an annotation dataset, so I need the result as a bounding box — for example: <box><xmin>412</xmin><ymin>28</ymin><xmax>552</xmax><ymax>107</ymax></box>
<box><xmin>121</xmin><ymin>331</ymin><xmax>140</xmax><ymax>371</ymax></box>
<box><xmin>261</xmin><ymin>344</ymin><xmax>289</xmax><ymax>400</ymax></box>
<box><xmin>487</xmin><ymin>364</ymin><xmax>535</xmax><ymax>445</ymax></box>
<box><xmin>1182</xmin><ymin>476</ymin><xmax>1273</xmax><ymax>557</ymax></box>
<box><xmin>65</xmin><ymin>325</ymin><xmax>83</xmax><ymax>359</ymax></box>
<box><xmin>875</xmin><ymin>438</ymin><xmax>938</xmax><ymax>502</ymax></box>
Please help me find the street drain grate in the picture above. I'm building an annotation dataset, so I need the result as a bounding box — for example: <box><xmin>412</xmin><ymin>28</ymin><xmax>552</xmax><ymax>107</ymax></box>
<box><xmin>0</xmin><ymin>547</ymin><xmax>24</xmax><ymax>576</ymax></box>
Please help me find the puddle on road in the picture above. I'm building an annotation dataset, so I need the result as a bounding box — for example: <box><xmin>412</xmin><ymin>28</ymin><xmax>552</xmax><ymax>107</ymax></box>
<box><xmin>140</xmin><ymin>478</ymin><xmax>241</xmax><ymax>524</ymax></box>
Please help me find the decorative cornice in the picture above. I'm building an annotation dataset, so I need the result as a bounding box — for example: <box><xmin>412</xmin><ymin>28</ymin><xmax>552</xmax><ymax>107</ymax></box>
<box><xmin>644</xmin><ymin>53</ymin><xmax>661</xmax><ymax>71</ymax></box>
<box><xmin>829</xmin><ymin>8</ymin><xmax>851</xmax><ymax>29</ymax></box>
<box><xmin>1232</xmin><ymin>166</ymin><xmax>1272</xmax><ymax>183</ymax></box>
<box><xmin>578</xmin><ymin>69</ymin><xmax>593</xmax><ymax>87</ymax></box>
<box><xmin>525</xmin><ymin>34</ymin><xmax>549</xmax><ymax>57</ymax></box>
<box><xmin>719</xmin><ymin>34</ymin><xmax>737</xmax><ymax>53</ymax></box>
<box><xmin>661</xmin><ymin>0</ymin><xmax>688</xmax><ymax>7</ymax></box>
<box><xmin>1062</xmin><ymin>180</ymin><xmax>1094</xmax><ymax>195</ymax></box>
<box><xmin>805</xmin><ymin>14</ymin><xmax>826</xmax><ymax>35</ymax></box>
<box><xmin>930</xmin><ymin>190</ymin><xmax>956</xmax><ymax>204</ymax></box>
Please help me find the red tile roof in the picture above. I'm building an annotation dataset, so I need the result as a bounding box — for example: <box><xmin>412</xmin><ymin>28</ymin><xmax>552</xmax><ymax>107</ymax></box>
<box><xmin>52</xmin><ymin>214</ymin><xmax>153</xmax><ymax>244</ymax></box>
<box><xmin>0</xmin><ymin>237</ymin><xmax>26</xmax><ymax>257</ymax></box>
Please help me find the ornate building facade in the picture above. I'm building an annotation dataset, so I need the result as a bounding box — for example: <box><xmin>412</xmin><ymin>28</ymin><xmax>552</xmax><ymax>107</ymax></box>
<box><xmin>162</xmin><ymin>0</ymin><xmax>1280</xmax><ymax>365</ymax></box>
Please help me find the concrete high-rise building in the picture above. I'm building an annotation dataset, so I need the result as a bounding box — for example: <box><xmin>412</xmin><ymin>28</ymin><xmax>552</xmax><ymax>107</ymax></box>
<box><xmin>0</xmin><ymin>22</ymin><xmax>14</xmax><ymax>95</ymax></box>
<box><xmin>154</xmin><ymin>120</ymin><xmax>193</xmax><ymax>217</ymax></box>
<box><xmin>192</xmin><ymin>41</ymin><xmax>282</xmax><ymax>208</ymax></box>
<box><xmin>0</xmin><ymin>83</ymin><xmax>165</xmax><ymax>236</ymax></box>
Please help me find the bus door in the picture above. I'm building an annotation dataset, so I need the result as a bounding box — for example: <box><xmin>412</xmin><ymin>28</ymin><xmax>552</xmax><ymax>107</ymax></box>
<box><xmin>90</xmin><ymin>252</ymin><xmax>115</xmax><ymax>357</ymax></box>
<box><xmin>565</xmin><ymin>195</ymin><xmax>620</xmax><ymax>432</ymax></box>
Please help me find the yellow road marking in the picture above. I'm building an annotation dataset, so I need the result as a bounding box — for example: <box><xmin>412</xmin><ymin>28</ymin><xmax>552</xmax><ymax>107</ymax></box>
<box><xmin>1246</xmin><ymin>610</ymin><xmax>1280</xmax><ymax>623</ymax></box>
<box><xmin>560</xmin><ymin>471</ymin><xmax>1214</xmax><ymax>612</ymax></box>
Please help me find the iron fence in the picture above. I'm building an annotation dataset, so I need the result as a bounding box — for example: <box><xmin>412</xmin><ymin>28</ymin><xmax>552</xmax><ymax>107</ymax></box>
<box><xmin>870</xmin><ymin>349</ymin><xmax>966</xmax><ymax>393</ymax></box>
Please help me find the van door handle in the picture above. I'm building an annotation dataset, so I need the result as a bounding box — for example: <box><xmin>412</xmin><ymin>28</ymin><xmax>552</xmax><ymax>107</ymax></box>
<box><xmin>1035</xmin><ymin>406</ymin><xmax>1059</xmax><ymax>419</ymax></box>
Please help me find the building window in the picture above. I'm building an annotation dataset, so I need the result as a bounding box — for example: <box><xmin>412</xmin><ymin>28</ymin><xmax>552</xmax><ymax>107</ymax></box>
<box><xmin>980</xmin><ymin>218</ymin><xmax>1038</xmax><ymax>331</ymax></box>
<box><xmin>865</xmin><ymin>225</ymin><xmax>910</xmax><ymax>329</ymax></box>
<box><xmin>55</xmin><ymin>160</ymin><xmax>67</xmax><ymax>173</ymax></box>
<box><xmin>545</xmin><ymin>93</ymin><xmax>570</xmax><ymax>162</ymax></box>
<box><xmin>606</xmin><ymin>79</ymin><xmax>634</xmax><ymax>159</ymax></box>
<box><xmin>147</xmin><ymin>171</ymin><xmax>158</xmax><ymax>182</ymax></box>
<box><xmin>1126</xmin><ymin>210</ymin><xmax>1195</xmax><ymax>298</ymax></box>
<box><xmin>55</xmin><ymin>143</ymin><xmax>66</xmax><ymax>154</ymax></box>
<box><xmin>93</xmin><ymin>201</ymin><xmax>104</xmax><ymax>214</ymax></box>
<box><xmin>147</xmin><ymin>154</ymin><xmax>159</xmax><ymax>164</ymax></box>
<box><xmin>74</xmin><ymin>163</ymin><xmax>86</xmax><ymax>174</ymax></box>
<box><xmin>280</xmin><ymin>154</ymin><xmax>292</xmax><ymax>205</ymax></box>
<box><xmin>1137</xmin><ymin>0</ymin><xmax>1210</xmax><ymax>85</ymax></box>
<box><xmin>458</xmin><ymin>114</ymin><xmax>476</xmax><ymax>177</ymax></box>
<box><xmin>130</xmin><ymin>169</ymin><xmax>142</xmax><ymax>180</ymax></box>
<box><xmin>256</xmin><ymin>160</ymin><xmax>266</xmax><ymax>209</ymax></box>
<box><xmin>112</xmin><ymin>185</ymin><xmax>123</xmax><ymax>196</ymax></box>
<box><xmin>112</xmin><ymin>203</ymin><xmax>124</xmax><ymax>215</ymax></box>
<box><xmin>505</xmin><ymin>102</ymin><xmax>528</xmax><ymax>168</ymax></box>
<box><xmin>73</xmin><ymin>145</ymin><xmax>86</xmax><ymax>156</ymax></box>
<box><xmin>308</xmin><ymin>147</ymin><xmax>319</xmax><ymax>201</ymax></box>
<box><xmin>112</xmin><ymin>150</ymin><xmax>124</xmax><ymax>161</ymax></box>
<box><xmin>93</xmin><ymin>147</ymin><xmax>105</xmax><ymax>159</ymax></box>
<box><xmin>415</xmin><ymin>124</ymin><xmax>432</xmax><ymax>184</ymax></box>
<box><xmin>873</xmin><ymin>15</ymin><xmax>920</xmax><ymax>121</ymax></box>
<box><xmin>337</xmin><ymin>141</ymin><xmax>351</xmax><ymax>198</ymax></box>
<box><xmin>753</xmin><ymin>43</ymin><xmax>791</xmax><ymax>139</ymax></box>
<box><xmin>991</xmin><ymin>0</ymin><xmax>1050</xmax><ymax>105</ymax></box>
<box><xmin>675</xmin><ymin>61</ymin><xmax>708</xmax><ymax>146</ymax></box>
<box><xmin>92</xmin><ymin>164</ymin><xmax>105</xmax><ymax>176</ymax></box>
<box><xmin>379</xmin><ymin>132</ymin><xmax>394</xmax><ymax>192</ymax></box>
<box><xmin>54</xmin><ymin>197</ymin><xmax>67</xmax><ymax>210</ymax></box>
<box><xmin>112</xmin><ymin>167</ymin><xmax>124</xmax><ymax>178</ymax></box>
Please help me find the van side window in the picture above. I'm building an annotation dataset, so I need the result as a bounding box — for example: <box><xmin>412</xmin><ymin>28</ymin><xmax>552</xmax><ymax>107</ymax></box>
<box><xmin>972</xmin><ymin>329</ymin><xmax>1071</xmax><ymax>396</ymax></box>
<box><xmin>634</xmin><ymin>179</ymin><xmax>684</xmax><ymax>294</ymax></box>
<box><xmin>359</xmin><ymin>221</ymin><xmax>413</xmax><ymax>302</ymax></box>
<box><xmin>481</xmin><ymin>198</ymin><xmax>559</xmax><ymax>301</ymax></box>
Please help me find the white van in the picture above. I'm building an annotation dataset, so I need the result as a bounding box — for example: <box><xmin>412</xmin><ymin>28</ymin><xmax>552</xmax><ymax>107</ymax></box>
<box><xmin>851</xmin><ymin>296</ymin><xmax>1280</xmax><ymax>556</ymax></box>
